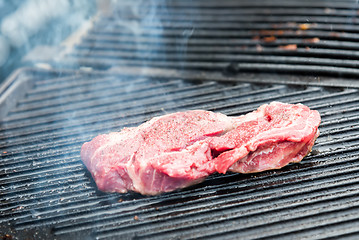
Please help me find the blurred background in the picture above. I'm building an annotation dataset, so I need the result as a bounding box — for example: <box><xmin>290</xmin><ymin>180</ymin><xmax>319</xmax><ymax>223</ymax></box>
<box><xmin>0</xmin><ymin>0</ymin><xmax>96</xmax><ymax>83</ymax></box>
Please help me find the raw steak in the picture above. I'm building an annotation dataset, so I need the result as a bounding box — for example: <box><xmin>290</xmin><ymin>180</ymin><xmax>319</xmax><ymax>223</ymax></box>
<box><xmin>81</xmin><ymin>102</ymin><xmax>321</xmax><ymax>195</ymax></box>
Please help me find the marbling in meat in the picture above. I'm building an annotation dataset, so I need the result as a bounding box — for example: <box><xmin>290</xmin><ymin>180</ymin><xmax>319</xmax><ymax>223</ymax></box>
<box><xmin>81</xmin><ymin>102</ymin><xmax>321</xmax><ymax>195</ymax></box>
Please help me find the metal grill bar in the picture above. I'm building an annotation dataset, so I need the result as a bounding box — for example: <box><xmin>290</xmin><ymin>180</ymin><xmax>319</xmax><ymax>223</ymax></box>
<box><xmin>24</xmin><ymin>0</ymin><xmax>358</xmax><ymax>83</ymax></box>
<box><xmin>2</xmin><ymin>68</ymin><xmax>359</xmax><ymax>239</ymax></box>
<box><xmin>139</xmin><ymin>0</ymin><xmax>359</xmax><ymax>8</ymax></box>
<box><xmin>3</xmin><ymin>1</ymin><xmax>359</xmax><ymax>239</ymax></box>
<box><xmin>14</xmin><ymin>155</ymin><xmax>359</xmax><ymax>230</ymax></box>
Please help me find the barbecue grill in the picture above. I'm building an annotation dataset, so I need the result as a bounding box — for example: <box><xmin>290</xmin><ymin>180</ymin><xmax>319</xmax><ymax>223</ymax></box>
<box><xmin>24</xmin><ymin>0</ymin><xmax>359</xmax><ymax>80</ymax></box>
<box><xmin>3</xmin><ymin>0</ymin><xmax>359</xmax><ymax>239</ymax></box>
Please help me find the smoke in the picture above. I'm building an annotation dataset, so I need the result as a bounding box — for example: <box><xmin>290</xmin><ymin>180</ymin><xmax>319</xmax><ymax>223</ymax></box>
<box><xmin>0</xmin><ymin>35</ymin><xmax>9</xmax><ymax>66</ymax></box>
<box><xmin>1</xmin><ymin>0</ymin><xmax>70</xmax><ymax>48</ymax></box>
<box><xmin>110</xmin><ymin>0</ymin><xmax>165</xmax><ymax>32</ymax></box>
<box><xmin>0</xmin><ymin>0</ymin><xmax>95</xmax><ymax>80</ymax></box>
<box><xmin>103</xmin><ymin>0</ymin><xmax>197</xmax><ymax>72</ymax></box>
<box><xmin>105</xmin><ymin>0</ymin><xmax>167</xmax><ymax>69</ymax></box>
<box><xmin>0</xmin><ymin>0</ymin><xmax>196</xmax><ymax>77</ymax></box>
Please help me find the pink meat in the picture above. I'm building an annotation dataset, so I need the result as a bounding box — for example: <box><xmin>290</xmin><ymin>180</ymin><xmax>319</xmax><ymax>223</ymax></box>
<box><xmin>81</xmin><ymin>102</ymin><xmax>321</xmax><ymax>195</ymax></box>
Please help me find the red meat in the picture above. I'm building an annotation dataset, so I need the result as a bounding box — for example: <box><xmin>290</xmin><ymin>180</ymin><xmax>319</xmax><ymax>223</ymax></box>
<box><xmin>81</xmin><ymin>102</ymin><xmax>321</xmax><ymax>195</ymax></box>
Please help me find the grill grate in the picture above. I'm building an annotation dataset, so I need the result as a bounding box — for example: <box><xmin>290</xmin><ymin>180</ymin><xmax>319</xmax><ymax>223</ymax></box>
<box><xmin>1</xmin><ymin>68</ymin><xmax>359</xmax><ymax>239</ymax></box>
<box><xmin>21</xmin><ymin>0</ymin><xmax>359</xmax><ymax>80</ymax></box>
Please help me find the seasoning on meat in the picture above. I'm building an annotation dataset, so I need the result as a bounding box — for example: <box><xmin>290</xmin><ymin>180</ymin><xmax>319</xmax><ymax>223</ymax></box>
<box><xmin>81</xmin><ymin>102</ymin><xmax>321</xmax><ymax>195</ymax></box>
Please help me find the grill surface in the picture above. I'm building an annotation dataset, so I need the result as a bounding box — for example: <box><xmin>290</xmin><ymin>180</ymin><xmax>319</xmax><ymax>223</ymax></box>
<box><xmin>1</xmin><ymin>68</ymin><xmax>359</xmax><ymax>239</ymax></box>
<box><xmin>24</xmin><ymin>0</ymin><xmax>359</xmax><ymax>80</ymax></box>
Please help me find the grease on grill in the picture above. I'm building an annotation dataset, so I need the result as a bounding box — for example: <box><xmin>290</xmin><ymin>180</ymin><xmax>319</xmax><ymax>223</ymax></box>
<box><xmin>1</xmin><ymin>234</ymin><xmax>13</xmax><ymax>240</ymax></box>
<box><xmin>278</xmin><ymin>44</ymin><xmax>298</xmax><ymax>50</ymax></box>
